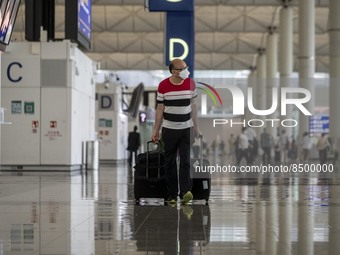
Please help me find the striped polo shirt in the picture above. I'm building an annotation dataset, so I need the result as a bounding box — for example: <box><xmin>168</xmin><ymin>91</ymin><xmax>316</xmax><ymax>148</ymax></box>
<box><xmin>157</xmin><ymin>77</ymin><xmax>197</xmax><ymax>130</ymax></box>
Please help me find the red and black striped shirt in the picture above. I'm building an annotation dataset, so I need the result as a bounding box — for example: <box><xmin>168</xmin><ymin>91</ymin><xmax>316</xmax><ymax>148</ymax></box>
<box><xmin>157</xmin><ymin>77</ymin><xmax>197</xmax><ymax>129</ymax></box>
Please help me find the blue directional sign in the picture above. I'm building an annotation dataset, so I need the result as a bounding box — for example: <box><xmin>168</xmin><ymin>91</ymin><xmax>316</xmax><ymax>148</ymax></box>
<box><xmin>148</xmin><ymin>0</ymin><xmax>195</xmax><ymax>76</ymax></box>
<box><xmin>309</xmin><ymin>114</ymin><xmax>329</xmax><ymax>135</ymax></box>
<box><xmin>78</xmin><ymin>0</ymin><xmax>92</xmax><ymax>41</ymax></box>
<box><xmin>165</xmin><ymin>11</ymin><xmax>194</xmax><ymax>76</ymax></box>
<box><xmin>148</xmin><ymin>0</ymin><xmax>194</xmax><ymax>12</ymax></box>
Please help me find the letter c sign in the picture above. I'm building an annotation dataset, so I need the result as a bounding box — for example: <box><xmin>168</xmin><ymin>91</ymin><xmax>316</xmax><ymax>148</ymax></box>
<box><xmin>7</xmin><ymin>62</ymin><xmax>23</xmax><ymax>83</ymax></box>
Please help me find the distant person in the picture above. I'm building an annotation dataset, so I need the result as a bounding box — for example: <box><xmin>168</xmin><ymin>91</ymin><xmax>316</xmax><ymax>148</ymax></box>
<box><xmin>301</xmin><ymin>131</ymin><xmax>312</xmax><ymax>162</ymax></box>
<box><xmin>279</xmin><ymin>130</ymin><xmax>289</xmax><ymax>163</ymax></box>
<box><xmin>228</xmin><ymin>134</ymin><xmax>236</xmax><ymax>161</ymax></box>
<box><xmin>237</xmin><ymin>127</ymin><xmax>250</xmax><ymax>165</ymax></box>
<box><xmin>219</xmin><ymin>140</ymin><xmax>225</xmax><ymax>156</ymax></box>
<box><xmin>288</xmin><ymin>139</ymin><xmax>298</xmax><ymax>162</ymax></box>
<box><xmin>127</xmin><ymin>125</ymin><xmax>140</xmax><ymax>167</ymax></box>
<box><xmin>274</xmin><ymin>133</ymin><xmax>281</xmax><ymax>164</ymax></box>
<box><xmin>245</xmin><ymin>124</ymin><xmax>257</xmax><ymax>164</ymax></box>
<box><xmin>211</xmin><ymin>140</ymin><xmax>217</xmax><ymax>157</ymax></box>
<box><xmin>260</xmin><ymin>128</ymin><xmax>272</xmax><ymax>164</ymax></box>
<box><xmin>316</xmin><ymin>133</ymin><xmax>329</xmax><ymax>165</ymax></box>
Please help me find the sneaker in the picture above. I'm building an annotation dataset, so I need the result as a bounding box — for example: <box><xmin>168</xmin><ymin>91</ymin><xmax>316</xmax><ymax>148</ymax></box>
<box><xmin>166</xmin><ymin>198</ymin><xmax>177</xmax><ymax>206</ymax></box>
<box><xmin>181</xmin><ymin>191</ymin><xmax>193</xmax><ymax>204</ymax></box>
<box><xmin>181</xmin><ymin>205</ymin><xmax>193</xmax><ymax>220</ymax></box>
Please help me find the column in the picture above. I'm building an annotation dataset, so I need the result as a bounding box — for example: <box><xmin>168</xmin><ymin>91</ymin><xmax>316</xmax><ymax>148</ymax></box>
<box><xmin>279</xmin><ymin>4</ymin><xmax>293</xmax><ymax>139</ymax></box>
<box><xmin>277</xmin><ymin>184</ymin><xmax>292</xmax><ymax>255</ymax></box>
<box><xmin>256</xmin><ymin>49</ymin><xmax>266</xmax><ymax>136</ymax></box>
<box><xmin>266</xmin><ymin>29</ymin><xmax>279</xmax><ymax>138</ymax></box>
<box><xmin>246</xmin><ymin>67</ymin><xmax>257</xmax><ymax>122</ymax></box>
<box><xmin>265</xmin><ymin>185</ymin><xmax>278</xmax><ymax>255</ymax></box>
<box><xmin>247</xmin><ymin>187</ymin><xmax>257</xmax><ymax>250</ymax></box>
<box><xmin>255</xmin><ymin>185</ymin><xmax>266</xmax><ymax>255</ymax></box>
<box><xmin>297</xmin><ymin>182</ymin><xmax>314</xmax><ymax>255</ymax></box>
<box><xmin>329</xmin><ymin>185</ymin><xmax>340</xmax><ymax>254</ymax></box>
<box><xmin>298</xmin><ymin>0</ymin><xmax>315</xmax><ymax>137</ymax></box>
<box><xmin>329</xmin><ymin>0</ymin><xmax>340</xmax><ymax>164</ymax></box>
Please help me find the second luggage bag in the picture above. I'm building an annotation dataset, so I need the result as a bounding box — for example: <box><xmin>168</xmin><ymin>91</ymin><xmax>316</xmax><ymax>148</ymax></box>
<box><xmin>134</xmin><ymin>141</ymin><xmax>167</xmax><ymax>202</ymax></box>
<box><xmin>191</xmin><ymin>136</ymin><xmax>211</xmax><ymax>203</ymax></box>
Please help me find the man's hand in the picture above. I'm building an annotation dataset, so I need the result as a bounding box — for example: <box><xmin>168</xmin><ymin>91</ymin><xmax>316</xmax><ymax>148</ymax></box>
<box><xmin>152</xmin><ymin>129</ymin><xmax>160</xmax><ymax>143</ymax></box>
<box><xmin>194</xmin><ymin>126</ymin><xmax>202</xmax><ymax>139</ymax></box>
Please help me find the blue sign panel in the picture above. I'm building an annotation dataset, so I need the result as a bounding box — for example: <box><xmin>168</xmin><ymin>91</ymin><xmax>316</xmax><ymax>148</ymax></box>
<box><xmin>78</xmin><ymin>0</ymin><xmax>92</xmax><ymax>41</ymax></box>
<box><xmin>165</xmin><ymin>11</ymin><xmax>194</xmax><ymax>76</ymax></box>
<box><xmin>149</xmin><ymin>0</ymin><xmax>194</xmax><ymax>12</ymax></box>
<box><xmin>309</xmin><ymin>114</ymin><xmax>329</xmax><ymax>135</ymax></box>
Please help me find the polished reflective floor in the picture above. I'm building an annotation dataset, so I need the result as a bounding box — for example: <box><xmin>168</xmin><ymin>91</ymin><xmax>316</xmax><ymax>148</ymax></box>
<box><xmin>0</xmin><ymin>161</ymin><xmax>340</xmax><ymax>255</ymax></box>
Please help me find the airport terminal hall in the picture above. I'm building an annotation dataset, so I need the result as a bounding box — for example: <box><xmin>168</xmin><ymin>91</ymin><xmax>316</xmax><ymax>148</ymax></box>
<box><xmin>1</xmin><ymin>0</ymin><xmax>340</xmax><ymax>254</ymax></box>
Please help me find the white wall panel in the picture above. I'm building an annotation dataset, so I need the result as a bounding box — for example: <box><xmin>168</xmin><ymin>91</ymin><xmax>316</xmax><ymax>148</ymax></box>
<box><xmin>96</xmin><ymin>83</ymin><xmax>128</xmax><ymax>161</ymax></box>
<box><xmin>1</xmin><ymin>88</ymin><xmax>41</xmax><ymax>165</ymax></box>
<box><xmin>1</xmin><ymin>48</ymin><xmax>40</xmax><ymax>88</ymax></box>
<box><xmin>1</xmin><ymin>41</ymin><xmax>96</xmax><ymax>170</ymax></box>
<box><xmin>40</xmin><ymin>88</ymin><xmax>71</xmax><ymax>165</ymax></box>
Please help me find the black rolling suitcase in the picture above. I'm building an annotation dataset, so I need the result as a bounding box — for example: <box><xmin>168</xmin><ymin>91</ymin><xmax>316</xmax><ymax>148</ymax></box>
<box><xmin>191</xmin><ymin>136</ymin><xmax>211</xmax><ymax>204</ymax></box>
<box><xmin>134</xmin><ymin>141</ymin><xmax>168</xmax><ymax>202</ymax></box>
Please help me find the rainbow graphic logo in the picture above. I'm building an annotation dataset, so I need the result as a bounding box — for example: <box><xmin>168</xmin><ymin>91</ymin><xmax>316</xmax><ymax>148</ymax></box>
<box><xmin>196</xmin><ymin>82</ymin><xmax>223</xmax><ymax>106</ymax></box>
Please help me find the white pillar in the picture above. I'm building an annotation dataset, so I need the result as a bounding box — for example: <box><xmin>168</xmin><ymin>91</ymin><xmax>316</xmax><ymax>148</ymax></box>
<box><xmin>256</xmin><ymin>50</ymin><xmax>266</xmax><ymax>136</ymax></box>
<box><xmin>278</xmin><ymin>185</ymin><xmax>292</xmax><ymax>255</ymax></box>
<box><xmin>279</xmin><ymin>5</ymin><xmax>293</xmax><ymax>139</ymax></box>
<box><xmin>265</xmin><ymin>185</ymin><xmax>278</xmax><ymax>255</ymax></box>
<box><xmin>329</xmin><ymin>0</ymin><xmax>340</xmax><ymax>162</ymax></box>
<box><xmin>266</xmin><ymin>32</ymin><xmax>279</xmax><ymax>138</ymax></box>
<box><xmin>298</xmin><ymin>0</ymin><xmax>315</xmax><ymax>137</ymax></box>
<box><xmin>247</xmin><ymin>188</ymin><xmax>256</xmax><ymax>250</ymax></box>
<box><xmin>246</xmin><ymin>68</ymin><xmax>257</xmax><ymax>121</ymax></box>
<box><xmin>297</xmin><ymin>0</ymin><xmax>315</xmax><ymax>252</ymax></box>
<box><xmin>256</xmin><ymin>185</ymin><xmax>266</xmax><ymax>255</ymax></box>
<box><xmin>297</xmin><ymin>182</ymin><xmax>314</xmax><ymax>255</ymax></box>
<box><xmin>329</xmin><ymin>185</ymin><xmax>340</xmax><ymax>254</ymax></box>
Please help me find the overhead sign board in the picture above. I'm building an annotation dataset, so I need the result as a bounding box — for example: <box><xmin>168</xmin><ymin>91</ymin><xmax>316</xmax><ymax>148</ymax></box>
<box><xmin>165</xmin><ymin>11</ymin><xmax>194</xmax><ymax>76</ymax></box>
<box><xmin>148</xmin><ymin>0</ymin><xmax>194</xmax><ymax>12</ymax></box>
<box><xmin>309</xmin><ymin>114</ymin><xmax>329</xmax><ymax>135</ymax></box>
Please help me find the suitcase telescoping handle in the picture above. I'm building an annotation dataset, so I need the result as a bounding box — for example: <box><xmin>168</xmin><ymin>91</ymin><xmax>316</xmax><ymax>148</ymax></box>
<box><xmin>199</xmin><ymin>134</ymin><xmax>204</xmax><ymax>167</ymax></box>
<box><xmin>146</xmin><ymin>140</ymin><xmax>161</xmax><ymax>179</ymax></box>
<box><xmin>147</xmin><ymin>140</ymin><xmax>160</xmax><ymax>152</ymax></box>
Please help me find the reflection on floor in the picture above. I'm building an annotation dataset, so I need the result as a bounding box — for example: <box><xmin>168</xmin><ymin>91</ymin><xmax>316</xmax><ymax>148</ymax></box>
<box><xmin>0</xmin><ymin>160</ymin><xmax>339</xmax><ymax>255</ymax></box>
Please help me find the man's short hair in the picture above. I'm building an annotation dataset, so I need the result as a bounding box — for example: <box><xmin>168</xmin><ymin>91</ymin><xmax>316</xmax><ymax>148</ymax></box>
<box><xmin>168</xmin><ymin>62</ymin><xmax>174</xmax><ymax>74</ymax></box>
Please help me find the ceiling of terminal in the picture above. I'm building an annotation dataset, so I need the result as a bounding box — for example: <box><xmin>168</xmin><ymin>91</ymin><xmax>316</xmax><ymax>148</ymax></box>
<box><xmin>12</xmin><ymin>0</ymin><xmax>330</xmax><ymax>72</ymax></box>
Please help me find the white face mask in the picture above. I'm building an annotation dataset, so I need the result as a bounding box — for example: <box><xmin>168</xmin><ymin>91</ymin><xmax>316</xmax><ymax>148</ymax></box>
<box><xmin>179</xmin><ymin>68</ymin><xmax>190</xmax><ymax>79</ymax></box>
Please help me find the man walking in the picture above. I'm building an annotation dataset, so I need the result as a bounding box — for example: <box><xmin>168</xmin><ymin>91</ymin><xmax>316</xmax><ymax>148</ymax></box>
<box><xmin>152</xmin><ymin>59</ymin><xmax>201</xmax><ymax>205</ymax></box>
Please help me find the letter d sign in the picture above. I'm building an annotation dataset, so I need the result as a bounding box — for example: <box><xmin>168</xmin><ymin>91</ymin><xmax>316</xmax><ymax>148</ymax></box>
<box><xmin>166</xmin><ymin>12</ymin><xmax>194</xmax><ymax>76</ymax></box>
<box><xmin>100</xmin><ymin>95</ymin><xmax>114</xmax><ymax>111</ymax></box>
<box><xmin>169</xmin><ymin>38</ymin><xmax>189</xmax><ymax>60</ymax></box>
